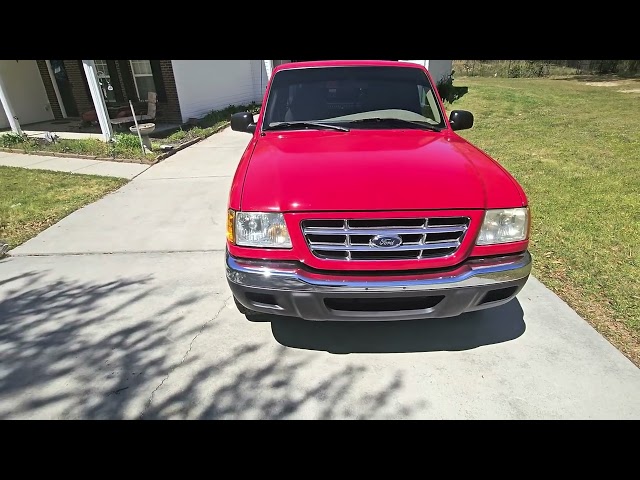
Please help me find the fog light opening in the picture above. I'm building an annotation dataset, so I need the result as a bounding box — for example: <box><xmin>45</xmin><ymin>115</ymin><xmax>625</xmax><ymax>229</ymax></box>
<box><xmin>478</xmin><ymin>286</ymin><xmax>518</xmax><ymax>305</ymax></box>
<box><xmin>245</xmin><ymin>292</ymin><xmax>280</xmax><ymax>309</ymax></box>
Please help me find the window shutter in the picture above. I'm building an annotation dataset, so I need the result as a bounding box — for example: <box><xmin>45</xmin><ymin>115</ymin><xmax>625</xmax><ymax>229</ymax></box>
<box><xmin>150</xmin><ymin>60</ymin><xmax>167</xmax><ymax>102</ymax></box>
<box><xmin>105</xmin><ymin>60</ymin><xmax>124</xmax><ymax>102</ymax></box>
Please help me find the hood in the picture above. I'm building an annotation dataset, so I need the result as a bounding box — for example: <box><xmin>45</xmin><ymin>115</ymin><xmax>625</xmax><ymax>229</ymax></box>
<box><xmin>240</xmin><ymin>130</ymin><xmax>525</xmax><ymax>212</ymax></box>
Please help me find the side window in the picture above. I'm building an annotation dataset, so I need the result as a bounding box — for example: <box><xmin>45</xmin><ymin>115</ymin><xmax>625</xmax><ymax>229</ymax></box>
<box><xmin>265</xmin><ymin>87</ymin><xmax>287</xmax><ymax>124</ymax></box>
<box><xmin>417</xmin><ymin>85</ymin><xmax>441</xmax><ymax>123</ymax></box>
<box><xmin>417</xmin><ymin>85</ymin><xmax>426</xmax><ymax>107</ymax></box>
<box><xmin>425</xmin><ymin>89</ymin><xmax>441</xmax><ymax>123</ymax></box>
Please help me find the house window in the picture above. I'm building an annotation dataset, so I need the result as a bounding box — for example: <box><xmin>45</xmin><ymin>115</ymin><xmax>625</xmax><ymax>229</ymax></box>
<box><xmin>130</xmin><ymin>60</ymin><xmax>156</xmax><ymax>102</ymax></box>
<box><xmin>94</xmin><ymin>59</ymin><xmax>116</xmax><ymax>103</ymax></box>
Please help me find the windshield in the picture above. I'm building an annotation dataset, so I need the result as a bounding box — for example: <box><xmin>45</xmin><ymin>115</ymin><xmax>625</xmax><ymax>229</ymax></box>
<box><xmin>262</xmin><ymin>65</ymin><xmax>446</xmax><ymax>131</ymax></box>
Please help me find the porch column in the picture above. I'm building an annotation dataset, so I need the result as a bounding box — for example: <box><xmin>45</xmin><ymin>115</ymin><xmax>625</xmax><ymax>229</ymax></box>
<box><xmin>81</xmin><ymin>60</ymin><xmax>113</xmax><ymax>142</ymax></box>
<box><xmin>264</xmin><ymin>60</ymin><xmax>274</xmax><ymax>80</ymax></box>
<box><xmin>0</xmin><ymin>72</ymin><xmax>22</xmax><ymax>134</ymax></box>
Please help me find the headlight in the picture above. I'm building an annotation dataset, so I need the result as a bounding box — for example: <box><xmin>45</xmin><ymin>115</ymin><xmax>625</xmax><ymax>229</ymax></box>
<box><xmin>234</xmin><ymin>212</ymin><xmax>292</xmax><ymax>248</ymax></box>
<box><xmin>476</xmin><ymin>208</ymin><xmax>529</xmax><ymax>245</ymax></box>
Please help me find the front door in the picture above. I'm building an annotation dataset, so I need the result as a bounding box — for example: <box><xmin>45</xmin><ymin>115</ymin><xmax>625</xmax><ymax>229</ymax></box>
<box><xmin>49</xmin><ymin>60</ymin><xmax>79</xmax><ymax>117</ymax></box>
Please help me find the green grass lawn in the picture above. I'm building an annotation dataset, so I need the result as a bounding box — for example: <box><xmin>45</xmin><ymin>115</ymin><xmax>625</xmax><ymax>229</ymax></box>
<box><xmin>0</xmin><ymin>132</ymin><xmax>158</xmax><ymax>161</ymax></box>
<box><xmin>0</xmin><ymin>166</ymin><xmax>127</xmax><ymax>249</ymax></box>
<box><xmin>445</xmin><ymin>76</ymin><xmax>640</xmax><ymax>363</ymax></box>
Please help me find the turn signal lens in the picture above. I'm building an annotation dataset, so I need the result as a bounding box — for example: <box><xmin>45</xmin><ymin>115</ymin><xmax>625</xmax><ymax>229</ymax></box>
<box><xmin>227</xmin><ymin>209</ymin><xmax>235</xmax><ymax>243</ymax></box>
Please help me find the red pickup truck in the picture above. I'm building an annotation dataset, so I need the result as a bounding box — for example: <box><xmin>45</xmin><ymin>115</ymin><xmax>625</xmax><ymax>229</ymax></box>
<box><xmin>226</xmin><ymin>60</ymin><xmax>531</xmax><ymax>321</ymax></box>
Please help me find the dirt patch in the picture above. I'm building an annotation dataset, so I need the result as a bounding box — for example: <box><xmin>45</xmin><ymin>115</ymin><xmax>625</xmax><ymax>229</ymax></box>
<box><xmin>584</xmin><ymin>81</ymin><xmax>624</xmax><ymax>87</ymax></box>
<box><xmin>618</xmin><ymin>88</ymin><xmax>640</xmax><ymax>94</ymax></box>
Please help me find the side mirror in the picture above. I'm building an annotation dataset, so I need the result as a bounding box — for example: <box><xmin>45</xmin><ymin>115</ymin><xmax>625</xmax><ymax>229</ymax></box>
<box><xmin>231</xmin><ymin>112</ymin><xmax>256</xmax><ymax>134</ymax></box>
<box><xmin>449</xmin><ymin>110</ymin><xmax>474</xmax><ymax>131</ymax></box>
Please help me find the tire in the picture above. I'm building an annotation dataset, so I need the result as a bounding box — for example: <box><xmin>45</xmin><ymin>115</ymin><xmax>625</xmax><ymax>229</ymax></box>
<box><xmin>233</xmin><ymin>296</ymin><xmax>252</xmax><ymax>315</ymax></box>
<box><xmin>233</xmin><ymin>296</ymin><xmax>272</xmax><ymax>322</ymax></box>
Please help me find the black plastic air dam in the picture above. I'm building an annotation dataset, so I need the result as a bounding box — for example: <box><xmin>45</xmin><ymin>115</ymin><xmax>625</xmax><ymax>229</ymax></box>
<box><xmin>226</xmin><ymin>250</ymin><xmax>532</xmax><ymax>321</ymax></box>
<box><xmin>324</xmin><ymin>296</ymin><xmax>445</xmax><ymax>312</ymax></box>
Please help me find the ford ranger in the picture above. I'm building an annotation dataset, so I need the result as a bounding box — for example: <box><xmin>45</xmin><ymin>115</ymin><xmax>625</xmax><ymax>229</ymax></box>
<box><xmin>226</xmin><ymin>60</ymin><xmax>531</xmax><ymax>321</ymax></box>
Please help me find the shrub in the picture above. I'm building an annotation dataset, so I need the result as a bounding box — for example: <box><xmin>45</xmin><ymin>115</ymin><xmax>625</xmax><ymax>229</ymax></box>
<box><xmin>507</xmin><ymin>61</ymin><xmax>546</xmax><ymax>78</ymax></box>
<box><xmin>0</xmin><ymin>132</ymin><xmax>28</xmax><ymax>148</ymax></box>
<box><xmin>436</xmin><ymin>71</ymin><xmax>455</xmax><ymax>103</ymax></box>
<box><xmin>621</xmin><ymin>60</ymin><xmax>640</xmax><ymax>74</ymax></box>
<box><xmin>454</xmin><ymin>60</ymin><xmax>563</xmax><ymax>78</ymax></box>
<box><xmin>594</xmin><ymin>60</ymin><xmax>620</xmax><ymax>74</ymax></box>
<box><xmin>114</xmin><ymin>133</ymin><xmax>142</xmax><ymax>150</ymax></box>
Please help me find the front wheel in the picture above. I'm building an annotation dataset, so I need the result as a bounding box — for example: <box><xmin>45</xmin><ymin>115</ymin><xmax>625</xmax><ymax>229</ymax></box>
<box><xmin>233</xmin><ymin>296</ymin><xmax>272</xmax><ymax>322</ymax></box>
<box><xmin>233</xmin><ymin>296</ymin><xmax>251</xmax><ymax>315</ymax></box>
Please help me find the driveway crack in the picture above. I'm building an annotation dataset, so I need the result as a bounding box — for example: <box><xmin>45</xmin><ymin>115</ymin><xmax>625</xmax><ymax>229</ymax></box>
<box><xmin>139</xmin><ymin>296</ymin><xmax>232</xmax><ymax>419</ymax></box>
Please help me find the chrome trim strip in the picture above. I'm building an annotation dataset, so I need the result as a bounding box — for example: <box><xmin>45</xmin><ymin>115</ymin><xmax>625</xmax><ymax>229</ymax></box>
<box><xmin>303</xmin><ymin>226</ymin><xmax>467</xmax><ymax>235</ymax></box>
<box><xmin>309</xmin><ymin>241</ymin><xmax>459</xmax><ymax>252</ymax></box>
<box><xmin>226</xmin><ymin>251</ymin><xmax>532</xmax><ymax>293</ymax></box>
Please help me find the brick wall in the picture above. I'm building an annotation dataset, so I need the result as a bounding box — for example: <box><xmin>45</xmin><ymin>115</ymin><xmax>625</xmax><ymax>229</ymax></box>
<box><xmin>64</xmin><ymin>60</ymin><xmax>92</xmax><ymax>115</ymax></box>
<box><xmin>158</xmin><ymin>60</ymin><xmax>182</xmax><ymax>124</ymax></box>
<box><xmin>35</xmin><ymin>60</ymin><xmax>63</xmax><ymax>119</ymax></box>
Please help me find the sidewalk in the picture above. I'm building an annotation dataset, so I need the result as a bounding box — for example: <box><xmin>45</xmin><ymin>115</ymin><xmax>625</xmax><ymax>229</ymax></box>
<box><xmin>8</xmin><ymin>126</ymin><xmax>246</xmax><ymax>256</ymax></box>
<box><xmin>0</xmin><ymin>151</ymin><xmax>149</xmax><ymax>179</ymax></box>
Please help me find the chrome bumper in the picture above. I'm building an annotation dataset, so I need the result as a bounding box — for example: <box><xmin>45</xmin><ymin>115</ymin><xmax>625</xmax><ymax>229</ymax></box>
<box><xmin>226</xmin><ymin>250</ymin><xmax>532</xmax><ymax>321</ymax></box>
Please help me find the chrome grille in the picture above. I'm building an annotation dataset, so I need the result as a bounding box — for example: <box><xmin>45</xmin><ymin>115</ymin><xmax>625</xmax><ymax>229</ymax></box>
<box><xmin>302</xmin><ymin>217</ymin><xmax>470</xmax><ymax>261</ymax></box>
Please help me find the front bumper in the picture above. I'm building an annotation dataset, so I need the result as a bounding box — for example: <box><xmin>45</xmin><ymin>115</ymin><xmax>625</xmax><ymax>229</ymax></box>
<box><xmin>226</xmin><ymin>250</ymin><xmax>532</xmax><ymax>321</ymax></box>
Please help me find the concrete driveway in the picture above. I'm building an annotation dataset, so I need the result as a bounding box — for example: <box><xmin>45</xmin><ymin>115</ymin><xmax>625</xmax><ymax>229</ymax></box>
<box><xmin>1</xmin><ymin>128</ymin><xmax>640</xmax><ymax>419</ymax></box>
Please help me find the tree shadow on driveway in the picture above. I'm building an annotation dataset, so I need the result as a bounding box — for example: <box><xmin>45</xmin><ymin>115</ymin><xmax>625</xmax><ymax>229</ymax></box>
<box><xmin>0</xmin><ymin>268</ymin><xmax>209</xmax><ymax>419</ymax></box>
<box><xmin>141</xmin><ymin>342</ymin><xmax>422</xmax><ymax>419</ymax></box>
<box><xmin>0</xmin><ymin>266</ymin><xmax>422</xmax><ymax>419</ymax></box>
<box><xmin>270</xmin><ymin>299</ymin><xmax>525</xmax><ymax>354</ymax></box>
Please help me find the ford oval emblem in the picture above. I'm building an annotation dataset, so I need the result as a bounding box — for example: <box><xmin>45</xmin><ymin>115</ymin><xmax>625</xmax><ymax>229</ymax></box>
<box><xmin>370</xmin><ymin>235</ymin><xmax>403</xmax><ymax>248</ymax></box>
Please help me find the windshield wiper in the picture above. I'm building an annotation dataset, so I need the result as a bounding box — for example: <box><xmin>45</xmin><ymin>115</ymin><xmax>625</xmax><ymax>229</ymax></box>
<box><xmin>345</xmin><ymin>118</ymin><xmax>442</xmax><ymax>131</ymax></box>
<box><xmin>267</xmin><ymin>121</ymin><xmax>350</xmax><ymax>132</ymax></box>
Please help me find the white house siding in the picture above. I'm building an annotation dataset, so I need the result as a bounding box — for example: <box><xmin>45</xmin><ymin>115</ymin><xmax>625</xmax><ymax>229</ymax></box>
<box><xmin>426</xmin><ymin>60</ymin><xmax>453</xmax><ymax>83</ymax></box>
<box><xmin>171</xmin><ymin>60</ymin><xmax>265</xmax><ymax>123</ymax></box>
<box><xmin>0</xmin><ymin>60</ymin><xmax>54</xmax><ymax>129</ymax></box>
<box><xmin>251</xmin><ymin>60</ymin><xmax>269</xmax><ymax>102</ymax></box>
<box><xmin>400</xmin><ymin>60</ymin><xmax>453</xmax><ymax>83</ymax></box>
